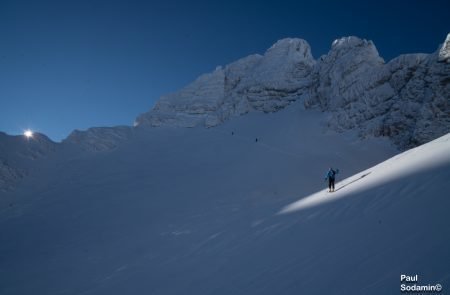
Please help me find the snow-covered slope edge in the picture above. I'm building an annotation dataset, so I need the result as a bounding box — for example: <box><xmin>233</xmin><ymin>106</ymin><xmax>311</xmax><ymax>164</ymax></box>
<box><xmin>280</xmin><ymin>132</ymin><xmax>450</xmax><ymax>214</ymax></box>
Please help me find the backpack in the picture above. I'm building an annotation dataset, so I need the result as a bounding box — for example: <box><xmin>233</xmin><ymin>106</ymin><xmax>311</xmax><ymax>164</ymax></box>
<box><xmin>329</xmin><ymin>169</ymin><xmax>336</xmax><ymax>178</ymax></box>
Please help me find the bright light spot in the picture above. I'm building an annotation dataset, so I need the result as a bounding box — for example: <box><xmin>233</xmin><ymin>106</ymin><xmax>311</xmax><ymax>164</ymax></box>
<box><xmin>24</xmin><ymin>130</ymin><xmax>33</xmax><ymax>138</ymax></box>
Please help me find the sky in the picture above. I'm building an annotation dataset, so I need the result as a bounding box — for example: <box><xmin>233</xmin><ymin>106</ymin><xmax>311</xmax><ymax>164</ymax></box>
<box><xmin>1</xmin><ymin>0</ymin><xmax>449</xmax><ymax>142</ymax></box>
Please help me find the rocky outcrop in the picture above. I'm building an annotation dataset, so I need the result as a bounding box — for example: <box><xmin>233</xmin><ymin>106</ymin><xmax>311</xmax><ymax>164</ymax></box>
<box><xmin>438</xmin><ymin>33</ymin><xmax>450</xmax><ymax>63</ymax></box>
<box><xmin>305</xmin><ymin>36</ymin><xmax>450</xmax><ymax>149</ymax></box>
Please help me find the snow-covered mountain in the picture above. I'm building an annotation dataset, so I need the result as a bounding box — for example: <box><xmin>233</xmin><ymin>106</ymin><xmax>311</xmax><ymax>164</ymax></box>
<box><xmin>137</xmin><ymin>34</ymin><xmax>450</xmax><ymax>149</ymax></box>
<box><xmin>135</xmin><ymin>39</ymin><xmax>315</xmax><ymax>128</ymax></box>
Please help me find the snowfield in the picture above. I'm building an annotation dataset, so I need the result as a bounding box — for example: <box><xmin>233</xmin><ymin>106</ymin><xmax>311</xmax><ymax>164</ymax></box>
<box><xmin>1</xmin><ymin>100</ymin><xmax>449</xmax><ymax>294</ymax></box>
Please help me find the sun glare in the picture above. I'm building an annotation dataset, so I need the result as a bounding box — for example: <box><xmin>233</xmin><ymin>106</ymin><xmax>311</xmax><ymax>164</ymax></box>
<box><xmin>24</xmin><ymin>130</ymin><xmax>33</xmax><ymax>138</ymax></box>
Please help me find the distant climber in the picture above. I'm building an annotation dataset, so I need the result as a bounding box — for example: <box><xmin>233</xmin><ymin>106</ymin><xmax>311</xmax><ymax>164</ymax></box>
<box><xmin>325</xmin><ymin>167</ymin><xmax>339</xmax><ymax>192</ymax></box>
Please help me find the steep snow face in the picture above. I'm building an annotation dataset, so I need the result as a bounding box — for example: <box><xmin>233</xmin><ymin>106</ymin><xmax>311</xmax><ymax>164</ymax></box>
<box><xmin>0</xmin><ymin>132</ymin><xmax>57</xmax><ymax>190</ymax></box>
<box><xmin>136</xmin><ymin>38</ymin><xmax>315</xmax><ymax>128</ymax></box>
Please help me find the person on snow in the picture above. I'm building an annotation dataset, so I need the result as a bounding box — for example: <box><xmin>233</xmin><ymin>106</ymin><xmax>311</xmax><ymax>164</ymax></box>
<box><xmin>325</xmin><ymin>167</ymin><xmax>339</xmax><ymax>192</ymax></box>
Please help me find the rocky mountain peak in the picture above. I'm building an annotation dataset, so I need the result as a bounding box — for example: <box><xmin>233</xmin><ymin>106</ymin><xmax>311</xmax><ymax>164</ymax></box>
<box><xmin>438</xmin><ymin>33</ymin><xmax>450</xmax><ymax>62</ymax></box>
<box><xmin>265</xmin><ymin>38</ymin><xmax>314</xmax><ymax>65</ymax></box>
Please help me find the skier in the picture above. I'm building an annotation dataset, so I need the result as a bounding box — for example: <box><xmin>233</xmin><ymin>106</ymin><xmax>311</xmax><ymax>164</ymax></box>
<box><xmin>325</xmin><ymin>167</ymin><xmax>339</xmax><ymax>192</ymax></box>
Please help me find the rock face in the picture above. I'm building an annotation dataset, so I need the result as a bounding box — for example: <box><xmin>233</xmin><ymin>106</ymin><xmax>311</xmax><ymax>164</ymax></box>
<box><xmin>306</xmin><ymin>36</ymin><xmax>450</xmax><ymax>148</ymax></box>
<box><xmin>137</xmin><ymin>35</ymin><xmax>450</xmax><ymax>149</ymax></box>
<box><xmin>439</xmin><ymin>33</ymin><xmax>450</xmax><ymax>62</ymax></box>
<box><xmin>136</xmin><ymin>38</ymin><xmax>315</xmax><ymax>128</ymax></box>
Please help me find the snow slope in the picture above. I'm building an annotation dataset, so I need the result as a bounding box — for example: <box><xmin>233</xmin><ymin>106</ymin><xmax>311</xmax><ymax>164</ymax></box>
<box><xmin>276</xmin><ymin>132</ymin><xmax>450</xmax><ymax>293</ymax></box>
<box><xmin>2</xmin><ymin>100</ymin><xmax>449</xmax><ymax>294</ymax></box>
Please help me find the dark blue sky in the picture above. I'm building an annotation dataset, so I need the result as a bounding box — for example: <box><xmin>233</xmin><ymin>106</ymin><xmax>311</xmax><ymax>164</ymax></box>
<box><xmin>1</xmin><ymin>0</ymin><xmax>449</xmax><ymax>141</ymax></box>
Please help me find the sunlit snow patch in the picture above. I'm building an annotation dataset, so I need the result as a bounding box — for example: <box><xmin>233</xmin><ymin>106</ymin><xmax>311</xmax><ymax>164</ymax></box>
<box><xmin>279</xmin><ymin>133</ymin><xmax>450</xmax><ymax>214</ymax></box>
